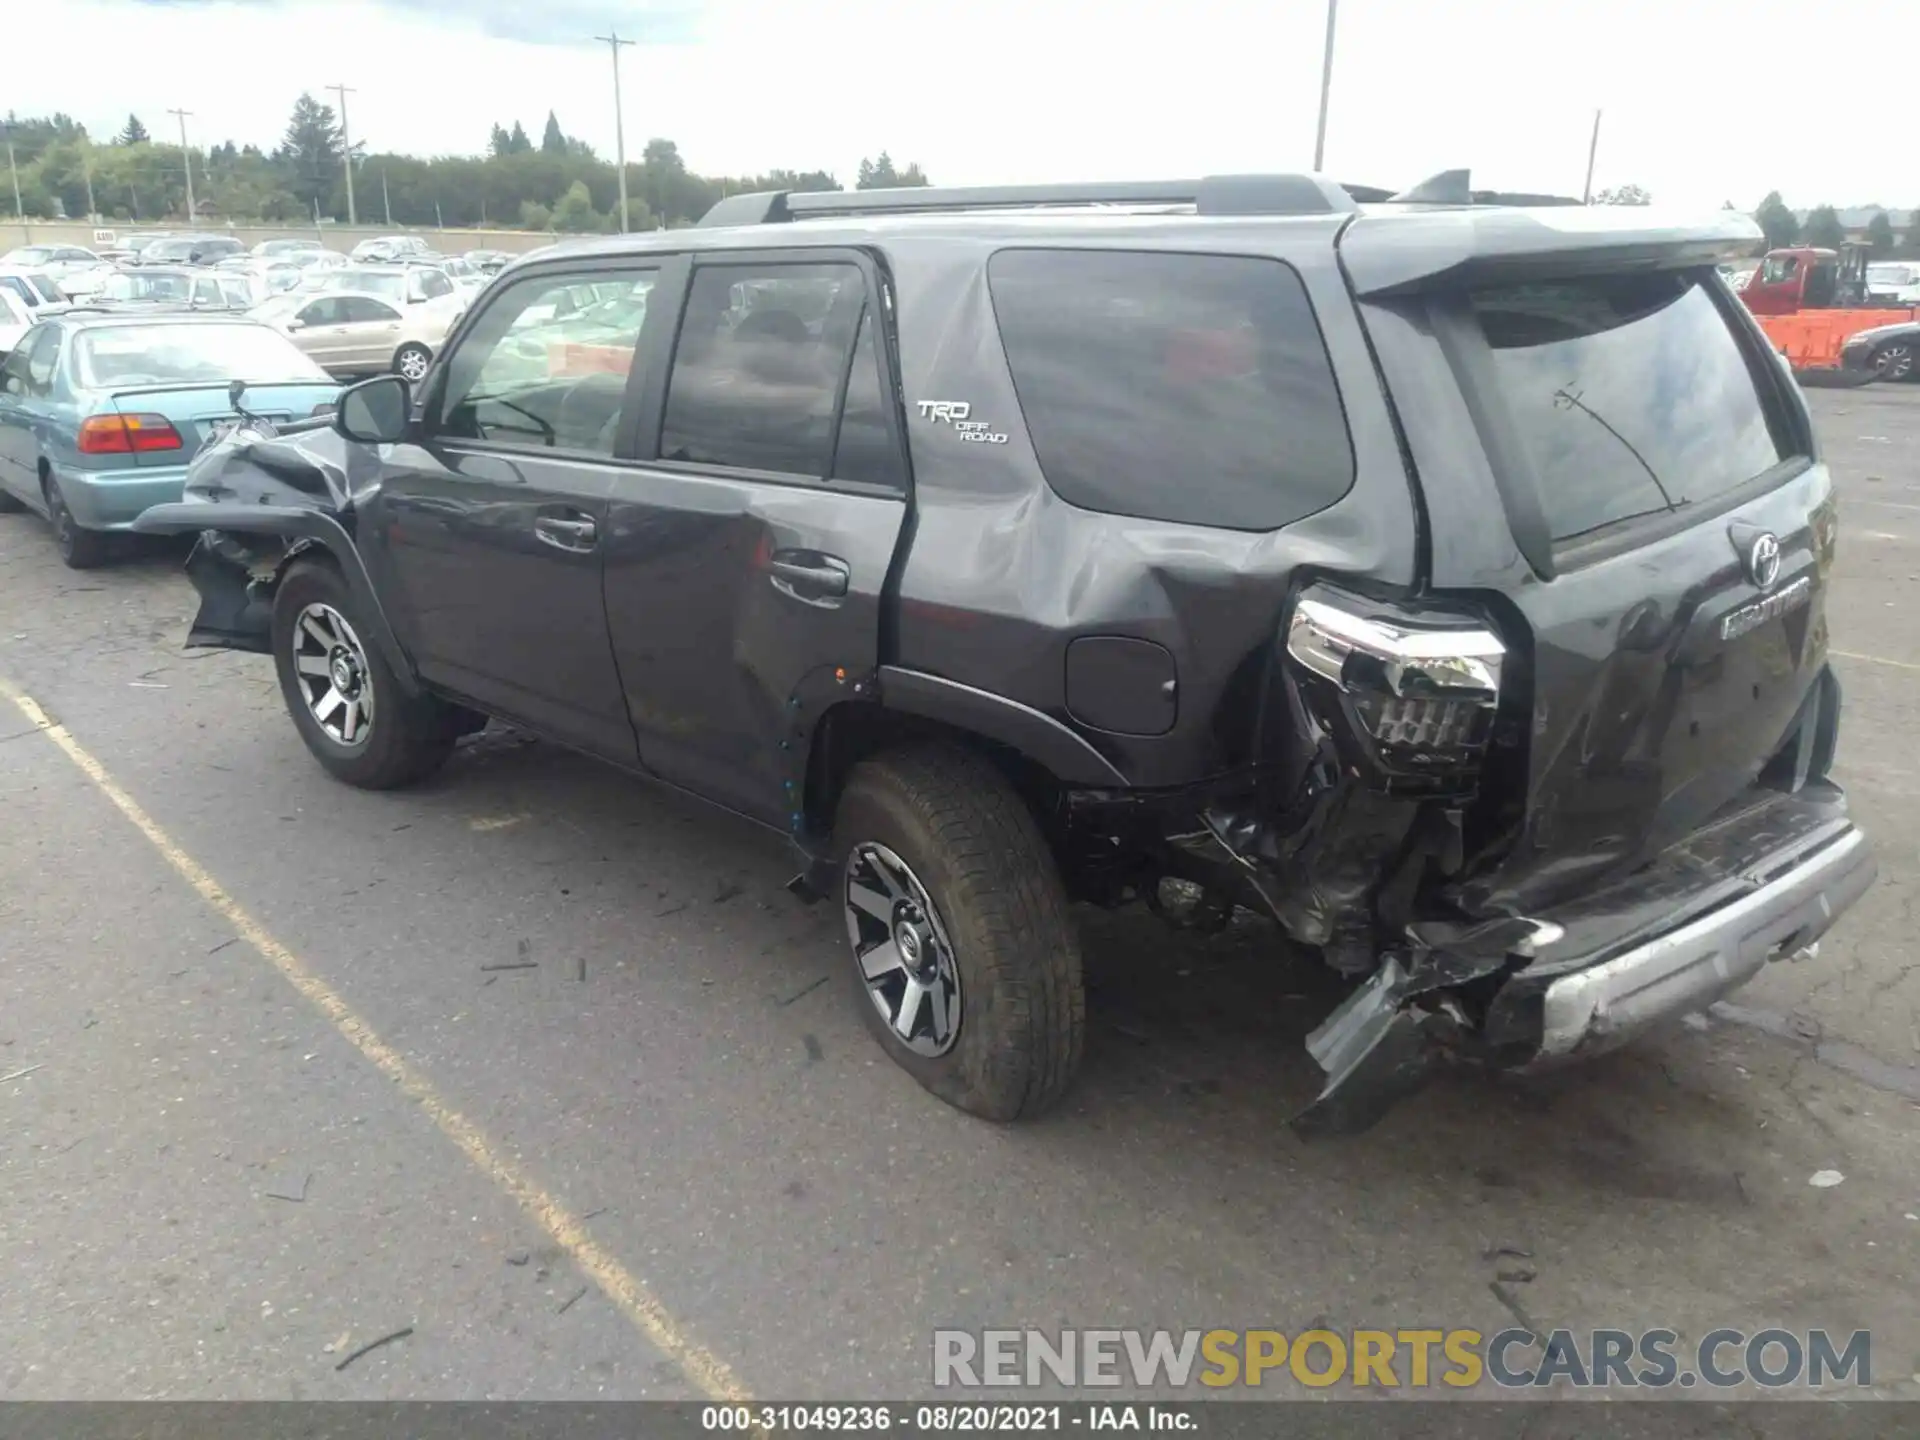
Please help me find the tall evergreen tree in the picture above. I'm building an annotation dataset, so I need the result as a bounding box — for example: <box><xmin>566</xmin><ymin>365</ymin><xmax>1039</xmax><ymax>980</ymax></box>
<box><xmin>118</xmin><ymin>113</ymin><xmax>150</xmax><ymax>145</ymax></box>
<box><xmin>276</xmin><ymin>92</ymin><xmax>343</xmax><ymax>215</ymax></box>
<box><xmin>541</xmin><ymin>111</ymin><xmax>568</xmax><ymax>155</ymax></box>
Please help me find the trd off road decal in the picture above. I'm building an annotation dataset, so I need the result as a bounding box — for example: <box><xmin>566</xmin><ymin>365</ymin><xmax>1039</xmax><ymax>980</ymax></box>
<box><xmin>915</xmin><ymin>401</ymin><xmax>1008</xmax><ymax>444</ymax></box>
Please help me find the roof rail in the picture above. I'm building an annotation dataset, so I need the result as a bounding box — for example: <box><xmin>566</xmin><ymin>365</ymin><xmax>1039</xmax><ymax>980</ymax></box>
<box><xmin>698</xmin><ymin>173</ymin><xmax>1364</xmax><ymax>227</ymax></box>
<box><xmin>697</xmin><ymin>170</ymin><xmax>1587</xmax><ymax>228</ymax></box>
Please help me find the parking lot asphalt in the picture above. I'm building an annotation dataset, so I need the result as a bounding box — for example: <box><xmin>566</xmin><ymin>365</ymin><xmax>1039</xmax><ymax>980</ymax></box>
<box><xmin>2</xmin><ymin>388</ymin><xmax>1919</xmax><ymax>1402</ymax></box>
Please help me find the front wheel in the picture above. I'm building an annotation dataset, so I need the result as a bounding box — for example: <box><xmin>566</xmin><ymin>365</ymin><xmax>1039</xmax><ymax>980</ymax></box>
<box><xmin>271</xmin><ymin>559</ymin><xmax>458</xmax><ymax>789</ymax></box>
<box><xmin>393</xmin><ymin>343</ymin><xmax>433</xmax><ymax>383</ymax></box>
<box><xmin>1873</xmin><ymin>341</ymin><xmax>1917</xmax><ymax>383</ymax></box>
<box><xmin>833</xmin><ymin>745</ymin><xmax>1085</xmax><ymax>1121</ymax></box>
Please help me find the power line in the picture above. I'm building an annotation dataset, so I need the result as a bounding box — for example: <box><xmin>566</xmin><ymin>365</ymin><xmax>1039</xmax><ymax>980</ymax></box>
<box><xmin>168</xmin><ymin>108</ymin><xmax>194</xmax><ymax>220</ymax></box>
<box><xmin>329</xmin><ymin>83</ymin><xmax>358</xmax><ymax>226</ymax></box>
<box><xmin>594</xmin><ymin>30</ymin><xmax>635</xmax><ymax>232</ymax></box>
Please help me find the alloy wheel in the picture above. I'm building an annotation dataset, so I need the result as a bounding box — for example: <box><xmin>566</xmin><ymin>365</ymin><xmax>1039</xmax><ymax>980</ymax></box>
<box><xmin>1875</xmin><ymin>343</ymin><xmax>1915</xmax><ymax>382</ymax></box>
<box><xmin>291</xmin><ymin>603</ymin><xmax>376</xmax><ymax>746</ymax></box>
<box><xmin>844</xmin><ymin>842</ymin><xmax>963</xmax><ymax>1057</ymax></box>
<box><xmin>397</xmin><ymin>347</ymin><xmax>431</xmax><ymax>381</ymax></box>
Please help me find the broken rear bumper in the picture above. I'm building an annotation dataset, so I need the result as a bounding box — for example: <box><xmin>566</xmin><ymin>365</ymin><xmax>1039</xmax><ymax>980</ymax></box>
<box><xmin>1296</xmin><ymin>781</ymin><xmax>1876</xmax><ymax>1136</ymax></box>
<box><xmin>1519</xmin><ymin>822</ymin><xmax>1874</xmax><ymax>1066</ymax></box>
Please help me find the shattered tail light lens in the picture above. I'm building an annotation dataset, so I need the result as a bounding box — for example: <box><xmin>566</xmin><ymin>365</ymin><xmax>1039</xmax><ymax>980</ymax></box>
<box><xmin>1286</xmin><ymin>585</ymin><xmax>1506</xmax><ymax>774</ymax></box>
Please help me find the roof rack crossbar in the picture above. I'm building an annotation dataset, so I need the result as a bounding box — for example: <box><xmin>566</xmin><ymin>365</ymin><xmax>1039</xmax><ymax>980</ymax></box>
<box><xmin>699</xmin><ymin>173</ymin><xmax>1365</xmax><ymax>227</ymax></box>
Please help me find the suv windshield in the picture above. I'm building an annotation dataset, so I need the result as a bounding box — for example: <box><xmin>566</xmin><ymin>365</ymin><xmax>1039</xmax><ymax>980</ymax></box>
<box><xmin>319</xmin><ymin>269</ymin><xmax>411</xmax><ymax>302</ymax></box>
<box><xmin>1472</xmin><ymin>271</ymin><xmax>1792</xmax><ymax>542</ymax></box>
<box><xmin>102</xmin><ymin>271</ymin><xmax>194</xmax><ymax>302</ymax></box>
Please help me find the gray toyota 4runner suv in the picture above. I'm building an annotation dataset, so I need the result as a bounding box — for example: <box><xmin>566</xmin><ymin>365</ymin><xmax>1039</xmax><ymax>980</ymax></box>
<box><xmin>136</xmin><ymin>171</ymin><xmax>1876</xmax><ymax>1133</ymax></box>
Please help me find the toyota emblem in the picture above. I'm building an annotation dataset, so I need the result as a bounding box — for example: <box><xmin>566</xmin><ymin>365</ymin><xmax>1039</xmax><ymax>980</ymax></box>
<box><xmin>1746</xmin><ymin>532</ymin><xmax>1782</xmax><ymax>591</ymax></box>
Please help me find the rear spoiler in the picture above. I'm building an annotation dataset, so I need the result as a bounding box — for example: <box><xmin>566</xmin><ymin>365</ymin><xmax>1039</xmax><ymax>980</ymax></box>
<box><xmin>1338</xmin><ymin>206</ymin><xmax>1765</xmax><ymax>297</ymax></box>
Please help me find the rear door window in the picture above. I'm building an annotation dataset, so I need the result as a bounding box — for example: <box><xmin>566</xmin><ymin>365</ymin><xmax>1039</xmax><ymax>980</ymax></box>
<box><xmin>1471</xmin><ymin>272</ymin><xmax>1793</xmax><ymax>542</ymax></box>
<box><xmin>985</xmin><ymin>249</ymin><xmax>1354</xmax><ymax>531</ymax></box>
<box><xmin>659</xmin><ymin>261</ymin><xmax>870</xmax><ymax>478</ymax></box>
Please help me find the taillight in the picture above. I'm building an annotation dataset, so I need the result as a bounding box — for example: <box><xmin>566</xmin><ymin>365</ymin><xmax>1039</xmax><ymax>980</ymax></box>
<box><xmin>77</xmin><ymin>413</ymin><xmax>184</xmax><ymax>455</ymax></box>
<box><xmin>1285</xmin><ymin>584</ymin><xmax>1506</xmax><ymax>789</ymax></box>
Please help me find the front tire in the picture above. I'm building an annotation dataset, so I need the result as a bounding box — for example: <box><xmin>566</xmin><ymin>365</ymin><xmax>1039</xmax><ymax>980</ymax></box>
<box><xmin>833</xmin><ymin>745</ymin><xmax>1085</xmax><ymax>1121</ymax></box>
<box><xmin>0</xmin><ymin>485</ymin><xmax>24</xmax><ymax>514</ymax></box>
<box><xmin>393</xmin><ymin>343</ymin><xmax>433</xmax><ymax>383</ymax></box>
<box><xmin>44</xmin><ymin>478</ymin><xmax>110</xmax><ymax>569</ymax></box>
<box><xmin>271</xmin><ymin>559</ymin><xmax>457</xmax><ymax>789</ymax></box>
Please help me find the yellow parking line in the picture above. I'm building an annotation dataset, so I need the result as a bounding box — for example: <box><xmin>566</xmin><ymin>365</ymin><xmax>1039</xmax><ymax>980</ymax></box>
<box><xmin>0</xmin><ymin>678</ymin><xmax>750</xmax><ymax>1403</ymax></box>
<box><xmin>1833</xmin><ymin>650</ymin><xmax>1920</xmax><ymax>674</ymax></box>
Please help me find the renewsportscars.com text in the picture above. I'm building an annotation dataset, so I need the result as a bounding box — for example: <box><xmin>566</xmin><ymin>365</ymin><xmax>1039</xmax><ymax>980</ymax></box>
<box><xmin>931</xmin><ymin>1327</ymin><xmax>1872</xmax><ymax>1390</ymax></box>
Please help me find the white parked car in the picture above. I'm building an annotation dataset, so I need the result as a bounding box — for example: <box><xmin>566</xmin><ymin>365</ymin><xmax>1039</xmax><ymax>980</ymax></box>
<box><xmin>1</xmin><ymin>245</ymin><xmax>113</xmax><ymax>299</ymax></box>
<box><xmin>1866</xmin><ymin>263</ymin><xmax>1920</xmax><ymax>306</ymax></box>
<box><xmin>0</xmin><ymin>287</ymin><xmax>33</xmax><ymax>358</ymax></box>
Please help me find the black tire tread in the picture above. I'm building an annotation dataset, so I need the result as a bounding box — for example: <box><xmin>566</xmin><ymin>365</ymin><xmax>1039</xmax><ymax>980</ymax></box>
<box><xmin>840</xmin><ymin>744</ymin><xmax>1084</xmax><ymax>1120</ymax></box>
<box><xmin>272</xmin><ymin>558</ymin><xmax>456</xmax><ymax>790</ymax></box>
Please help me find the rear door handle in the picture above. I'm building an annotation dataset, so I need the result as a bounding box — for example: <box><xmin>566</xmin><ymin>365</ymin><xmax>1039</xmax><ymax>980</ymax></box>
<box><xmin>769</xmin><ymin>550</ymin><xmax>850</xmax><ymax>602</ymax></box>
<box><xmin>535</xmin><ymin>513</ymin><xmax>598</xmax><ymax>552</ymax></box>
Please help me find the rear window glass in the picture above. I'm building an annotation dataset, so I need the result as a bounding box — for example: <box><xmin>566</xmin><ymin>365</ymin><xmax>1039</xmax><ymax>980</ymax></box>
<box><xmin>1473</xmin><ymin>272</ymin><xmax>1790</xmax><ymax>542</ymax></box>
<box><xmin>986</xmin><ymin>249</ymin><xmax>1353</xmax><ymax>532</ymax></box>
<box><xmin>75</xmin><ymin>324</ymin><xmax>329</xmax><ymax>388</ymax></box>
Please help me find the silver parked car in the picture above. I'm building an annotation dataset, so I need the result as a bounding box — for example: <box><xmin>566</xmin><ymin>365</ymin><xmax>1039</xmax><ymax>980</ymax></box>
<box><xmin>250</xmin><ymin>289</ymin><xmax>454</xmax><ymax>380</ymax></box>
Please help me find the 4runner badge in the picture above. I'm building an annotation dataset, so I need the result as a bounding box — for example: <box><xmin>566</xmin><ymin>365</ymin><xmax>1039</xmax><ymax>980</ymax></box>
<box><xmin>916</xmin><ymin>401</ymin><xmax>1008</xmax><ymax>445</ymax></box>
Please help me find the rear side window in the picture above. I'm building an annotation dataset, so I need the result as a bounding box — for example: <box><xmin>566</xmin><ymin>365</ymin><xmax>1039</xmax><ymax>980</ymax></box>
<box><xmin>660</xmin><ymin>262</ymin><xmax>870</xmax><ymax>478</ymax></box>
<box><xmin>1472</xmin><ymin>272</ymin><xmax>1791</xmax><ymax>542</ymax></box>
<box><xmin>986</xmin><ymin>249</ymin><xmax>1354</xmax><ymax>532</ymax></box>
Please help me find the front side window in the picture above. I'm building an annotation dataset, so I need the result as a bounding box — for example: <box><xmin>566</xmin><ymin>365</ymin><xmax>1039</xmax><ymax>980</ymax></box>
<box><xmin>437</xmin><ymin>267</ymin><xmax>657</xmax><ymax>455</ymax></box>
<box><xmin>1760</xmin><ymin>255</ymin><xmax>1800</xmax><ymax>285</ymax></box>
<box><xmin>987</xmin><ymin>249</ymin><xmax>1355</xmax><ymax>532</ymax></box>
<box><xmin>660</xmin><ymin>262</ymin><xmax>868</xmax><ymax>477</ymax></box>
<box><xmin>1472</xmin><ymin>271</ymin><xmax>1792</xmax><ymax>542</ymax></box>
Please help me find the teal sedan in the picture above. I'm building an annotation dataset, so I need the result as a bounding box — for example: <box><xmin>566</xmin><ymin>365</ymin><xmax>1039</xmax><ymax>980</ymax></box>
<box><xmin>0</xmin><ymin>313</ymin><xmax>340</xmax><ymax>567</ymax></box>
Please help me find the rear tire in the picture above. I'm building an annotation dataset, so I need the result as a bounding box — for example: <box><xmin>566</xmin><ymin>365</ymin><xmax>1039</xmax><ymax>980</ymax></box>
<box><xmin>393</xmin><ymin>343</ymin><xmax>433</xmax><ymax>383</ymax></box>
<box><xmin>44</xmin><ymin>478</ymin><xmax>110</xmax><ymax>569</ymax></box>
<box><xmin>1873</xmin><ymin>341</ymin><xmax>1917</xmax><ymax>383</ymax></box>
<box><xmin>832</xmin><ymin>745</ymin><xmax>1085</xmax><ymax>1121</ymax></box>
<box><xmin>271</xmin><ymin>559</ymin><xmax>457</xmax><ymax>789</ymax></box>
<box><xmin>0</xmin><ymin>488</ymin><xmax>24</xmax><ymax>514</ymax></box>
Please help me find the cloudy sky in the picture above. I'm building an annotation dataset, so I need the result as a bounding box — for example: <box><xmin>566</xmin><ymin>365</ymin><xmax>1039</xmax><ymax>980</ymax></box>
<box><xmin>15</xmin><ymin>0</ymin><xmax>1913</xmax><ymax>212</ymax></box>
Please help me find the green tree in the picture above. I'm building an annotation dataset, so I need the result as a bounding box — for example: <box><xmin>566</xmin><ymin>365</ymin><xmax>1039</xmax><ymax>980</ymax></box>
<box><xmin>541</xmin><ymin>111</ymin><xmax>567</xmax><ymax>155</ymax></box>
<box><xmin>1866</xmin><ymin>211</ymin><xmax>1896</xmax><ymax>253</ymax></box>
<box><xmin>856</xmin><ymin>153</ymin><xmax>928</xmax><ymax>189</ymax></box>
<box><xmin>519</xmin><ymin>198</ymin><xmax>552</xmax><ymax>230</ymax></box>
<box><xmin>117</xmin><ymin>114</ymin><xmax>150</xmax><ymax>145</ymax></box>
<box><xmin>1754</xmin><ymin>191</ymin><xmax>1799</xmax><ymax>249</ymax></box>
<box><xmin>552</xmin><ymin>179</ymin><xmax>603</xmax><ymax>231</ymax></box>
<box><xmin>1805</xmin><ymin>205</ymin><xmax>1847</xmax><ymax>251</ymax></box>
<box><xmin>276</xmin><ymin>92</ymin><xmax>343</xmax><ymax>217</ymax></box>
<box><xmin>1594</xmin><ymin>183</ymin><xmax>1651</xmax><ymax>205</ymax></box>
<box><xmin>507</xmin><ymin>121</ymin><xmax>533</xmax><ymax>155</ymax></box>
<box><xmin>488</xmin><ymin>123</ymin><xmax>512</xmax><ymax>159</ymax></box>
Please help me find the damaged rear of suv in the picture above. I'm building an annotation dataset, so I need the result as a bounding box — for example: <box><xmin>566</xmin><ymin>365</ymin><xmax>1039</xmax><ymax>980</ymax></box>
<box><xmin>136</xmin><ymin>171</ymin><xmax>1874</xmax><ymax>1131</ymax></box>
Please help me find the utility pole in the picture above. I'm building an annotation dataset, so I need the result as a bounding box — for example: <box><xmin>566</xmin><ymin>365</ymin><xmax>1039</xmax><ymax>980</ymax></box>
<box><xmin>329</xmin><ymin>83</ymin><xmax>358</xmax><ymax>226</ymax></box>
<box><xmin>1582</xmin><ymin>109</ymin><xmax>1603</xmax><ymax>204</ymax></box>
<box><xmin>1311</xmin><ymin>0</ymin><xmax>1339</xmax><ymax>172</ymax></box>
<box><xmin>382</xmin><ymin>169</ymin><xmax>392</xmax><ymax>226</ymax></box>
<box><xmin>168</xmin><ymin>108</ymin><xmax>194</xmax><ymax>220</ymax></box>
<box><xmin>82</xmin><ymin>150</ymin><xmax>97</xmax><ymax>221</ymax></box>
<box><xmin>4</xmin><ymin>129</ymin><xmax>22</xmax><ymax>225</ymax></box>
<box><xmin>595</xmin><ymin>29</ymin><xmax>635</xmax><ymax>232</ymax></box>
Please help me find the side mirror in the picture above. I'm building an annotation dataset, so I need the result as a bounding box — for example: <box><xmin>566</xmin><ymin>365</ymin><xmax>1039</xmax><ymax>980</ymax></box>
<box><xmin>335</xmin><ymin>374</ymin><xmax>411</xmax><ymax>445</ymax></box>
<box><xmin>285</xmin><ymin>319</ymin><xmax>305</xmax><ymax>332</ymax></box>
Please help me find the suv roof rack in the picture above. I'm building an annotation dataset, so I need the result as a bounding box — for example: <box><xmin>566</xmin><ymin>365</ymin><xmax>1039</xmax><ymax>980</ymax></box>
<box><xmin>700</xmin><ymin>173</ymin><xmax>1370</xmax><ymax>228</ymax></box>
<box><xmin>697</xmin><ymin>169</ymin><xmax>1585</xmax><ymax>228</ymax></box>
